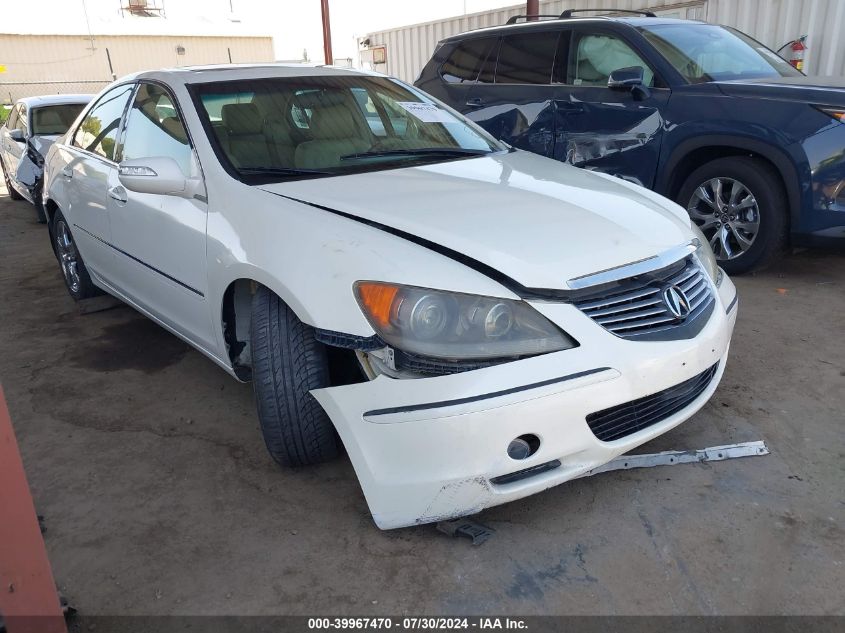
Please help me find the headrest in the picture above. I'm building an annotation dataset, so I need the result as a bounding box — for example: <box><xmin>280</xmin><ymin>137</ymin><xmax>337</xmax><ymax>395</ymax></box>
<box><xmin>309</xmin><ymin>103</ymin><xmax>361</xmax><ymax>140</ymax></box>
<box><xmin>222</xmin><ymin>103</ymin><xmax>263</xmax><ymax>135</ymax></box>
<box><xmin>161</xmin><ymin>117</ymin><xmax>188</xmax><ymax>144</ymax></box>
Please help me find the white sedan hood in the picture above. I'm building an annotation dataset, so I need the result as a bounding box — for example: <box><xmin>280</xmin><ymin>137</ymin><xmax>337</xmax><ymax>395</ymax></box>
<box><xmin>259</xmin><ymin>150</ymin><xmax>692</xmax><ymax>290</ymax></box>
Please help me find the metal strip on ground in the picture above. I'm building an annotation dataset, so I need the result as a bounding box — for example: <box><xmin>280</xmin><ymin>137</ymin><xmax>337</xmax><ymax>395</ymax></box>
<box><xmin>578</xmin><ymin>441</ymin><xmax>770</xmax><ymax>478</ymax></box>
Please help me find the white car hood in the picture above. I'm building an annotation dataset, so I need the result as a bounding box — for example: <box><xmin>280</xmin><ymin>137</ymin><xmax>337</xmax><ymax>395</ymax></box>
<box><xmin>259</xmin><ymin>150</ymin><xmax>692</xmax><ymax>289</ymax></box>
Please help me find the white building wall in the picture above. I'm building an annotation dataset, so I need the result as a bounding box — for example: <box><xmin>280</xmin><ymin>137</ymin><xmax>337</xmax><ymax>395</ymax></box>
<box><xmin>360</xmin><ymin>0</ymin><xmax>845</xmax><ymax>83</ymax></box>
<box><xmin>0</xmin><ymin>34</ymin><xmax>274</xmax><ymax>102</ymax></box>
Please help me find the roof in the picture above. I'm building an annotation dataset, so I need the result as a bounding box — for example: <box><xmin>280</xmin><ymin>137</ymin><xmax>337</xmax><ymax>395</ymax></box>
<box><xmin>17</xmin><ymin>94</ymin><xmax>94</xmax><ymax>108</ymax></box>
<box><xmin>441</xmin><ymin>16</ymin><xmax>697</xmax><ymax>41</ymax></box>
<box><xmin>123</xmin><ymin>63</ymin><xmax>379</xmax><ymax>86</ymax></box>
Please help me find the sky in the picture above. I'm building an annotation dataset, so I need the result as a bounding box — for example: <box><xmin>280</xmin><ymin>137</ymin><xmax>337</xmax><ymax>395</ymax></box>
<box><xmin>65</xmin><ymin>0</ymin><xmax>524</xmax><ymax>63</ymax></box>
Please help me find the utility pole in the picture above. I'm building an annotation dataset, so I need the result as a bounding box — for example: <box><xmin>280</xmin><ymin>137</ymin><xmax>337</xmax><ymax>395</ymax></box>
<box><xmin>527</xmin><ymin>0</ymin><xmax>539</xmax><ymax>20</ymax></box>
<box><xmin>321</xmin><ymin>0</ymin><xmax>333</xmax><ymax>66</ymax></box>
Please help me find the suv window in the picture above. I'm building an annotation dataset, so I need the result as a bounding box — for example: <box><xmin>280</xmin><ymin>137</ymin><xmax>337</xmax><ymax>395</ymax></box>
<box><xmin>73</xmin><ymin>84</ymin><xmax>134</xmax><ymax>161</ymax></box>
<box><xmin>122</xmin><ymin>82</ymin><xmax>192</xmax><ymax>176</ymax></box>
<box><xmin>441</xmin><ymin>37</ymin><xmax>498</xmax><ymax>84</ymax></box>
<box><xmin>496</xmin><ymin>31</ymin><xmax>560</xmax><ymax>84</ymax></box>
<box><xmin>569</xmin><ymin>32</ymin><xmax>655</xmax><ymax>87</ymax></box>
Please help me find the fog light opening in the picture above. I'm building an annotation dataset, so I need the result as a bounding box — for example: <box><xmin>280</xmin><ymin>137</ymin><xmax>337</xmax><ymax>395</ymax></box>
<box><xmin>507</xmin><ymin>434</ymin><xmax>540</xmax><ymax>460</ymax></box>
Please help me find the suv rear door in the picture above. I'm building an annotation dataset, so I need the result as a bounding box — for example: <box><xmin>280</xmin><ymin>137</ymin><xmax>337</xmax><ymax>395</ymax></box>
<box><xmin>553</xmin><ymin>25</ymin><xmax>670</xmax><ymax>188</ymax></box>
<box><xmin>466</xmin><ymin>28</ymin><xmax>566</xmax><ymax>156</ymax></box>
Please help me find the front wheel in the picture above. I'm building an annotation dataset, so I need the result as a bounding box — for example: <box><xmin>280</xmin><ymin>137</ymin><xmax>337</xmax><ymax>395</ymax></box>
<box><xmin>677</xmin><ymin>156</ymin><xmax>788</xmax><ymax>274</ymax></box>
<box><xmin>250</xmin><ymin>286</ymin><xmax>340</xmax><ymax>467</ymax></box>
<box><xmin>52</xmin><ymin>210</ymin><xmax>100</xmax><ymax>300</ymax></box>
<box><xmin>1</xmin><ymin>157</ymin><xmax>24</xmax><ymax>201</ymax></box>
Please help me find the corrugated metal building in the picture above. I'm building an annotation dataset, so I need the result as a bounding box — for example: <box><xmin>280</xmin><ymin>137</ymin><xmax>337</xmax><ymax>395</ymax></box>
<box><xmin>1</xmin><ymin>9</ymin><xmax>274</xmax><ymax>103</ymax></box>
<box><xmin>360</xmin><ymin>0</ymin><xmax>845</xmax><ymax>83</ymax></box>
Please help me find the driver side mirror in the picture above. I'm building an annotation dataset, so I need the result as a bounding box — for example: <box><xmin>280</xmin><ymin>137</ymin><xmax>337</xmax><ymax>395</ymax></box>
<box><xmin>8</xmin><ymin>128</ymin><xmax>25</xmax><ymax>143</ymax></box>
<box><xmin>118</xmin><ymin>157</ymin><xmax>187</xmax><ymax>196</ymax></box>
<box><xmin>608</xmin><ymin>66</ymin><xmax>651</xmax><ymax>101</ymax></box>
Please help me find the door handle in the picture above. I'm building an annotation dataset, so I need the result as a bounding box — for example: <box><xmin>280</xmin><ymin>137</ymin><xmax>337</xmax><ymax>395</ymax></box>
<box><xmin>108</xmin><ymin>186</ymin><xmax>128</xmax><ymax>204</ymax></box>
<box><xmin>465</xmin><ymin>97</ymin><xmax>484</xmax><ymax>108</ymax></box>
<box><xmin>61</xmin><ymin>166</ymin><xmax>73</xmax><ymax>178</ymax></box>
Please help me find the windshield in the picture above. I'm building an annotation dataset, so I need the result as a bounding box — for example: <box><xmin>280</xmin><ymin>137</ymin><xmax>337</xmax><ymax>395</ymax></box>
<box><xmin>31</xmin><ymin>103</ymin><xmax>87</xmax><ymax>136</ymax></box>
<box><xmin>191</xmin><ymin>75</ymin><xmax>505</xmax><ymax>183</ymax></box>
<box><xmin>639</xmin><ymin>24</ymin><xmax>803</xmax><ymax>84</ymax></box>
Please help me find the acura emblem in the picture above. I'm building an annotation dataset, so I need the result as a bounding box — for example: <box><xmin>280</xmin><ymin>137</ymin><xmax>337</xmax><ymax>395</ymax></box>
<box><xmin>663</xmin><ymin>285</ymin><xmax>691</xmax><ymax>319</ymax></box>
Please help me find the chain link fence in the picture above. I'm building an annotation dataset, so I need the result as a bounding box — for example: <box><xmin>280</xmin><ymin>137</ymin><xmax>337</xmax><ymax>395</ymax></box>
<box><xmin>0</xmin><ymin>80</ymin><xmax>112</xmax><ymax>106</ymax></box>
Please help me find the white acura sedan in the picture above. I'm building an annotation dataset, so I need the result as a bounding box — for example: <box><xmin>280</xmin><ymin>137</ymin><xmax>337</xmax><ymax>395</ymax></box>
<box><xmin>43</xmin><ymin>65</ymin><xmax>737</xmax><ymax>529</ymax></box>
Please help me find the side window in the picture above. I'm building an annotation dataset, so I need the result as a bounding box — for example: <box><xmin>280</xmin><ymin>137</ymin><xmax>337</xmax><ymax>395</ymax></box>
<box><xmin>569</xmin><ymin>32</ymin><xmax>655</xmax><ymax>87</ymax></box>
<box><xmin>6</xmin><ymin>105</ymin><xmax>20</xmax><ymax>131</ymax></box>
<box><xmin>15</xmin><ymin>105</ymin><xmax>28</xmax><ymax>134</ymax></box>
<box><xmin>73</xmin><ymin>84</ymin><xmax>134</xmax><ymax>161</ymax></box>
<box><xmin>121</xmin><ymin>83</ymin><xmax>192</xmax><ymax>177</ymax></box>
<box><xmin>495</xmin><ymin>32</ymin><xmax>560</xmax><ymax>84</ymax></box>
<box><xmin>440</xmin><ymin>37</ymin><xmax>498</xmax><ymax>84</ymax></box>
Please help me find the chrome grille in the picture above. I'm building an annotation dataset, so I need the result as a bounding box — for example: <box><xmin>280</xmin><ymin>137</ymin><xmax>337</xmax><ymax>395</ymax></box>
<box><xmin>574</xmin><ymin>258</ymin><xmax>715</xmax><ymax>339</ymax></box>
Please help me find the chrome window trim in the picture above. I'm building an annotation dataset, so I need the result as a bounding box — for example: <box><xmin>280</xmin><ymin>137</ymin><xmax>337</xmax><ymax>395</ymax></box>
<box><xmin>567</xmin><ymin>240</ymin><xmax>697</xmax><ymax>290</ymax></box>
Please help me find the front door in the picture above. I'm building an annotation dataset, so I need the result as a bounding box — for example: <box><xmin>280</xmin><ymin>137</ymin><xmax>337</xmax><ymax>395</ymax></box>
<box><xmin>467</xmin><ymin>29</ymin><xmax>565</xmax><ymax>157</ymax></box>
<box><xmin>1</xmin><ymin>105</ymin><xmax>26</xmax><ymax>177</ymax></box>
<box><xmin>108</xmin><ymin>82</ymin><xmax>214</xmax><ymax>350</ymax></box>
<box><xmin>553</xmin><ymin>27</ymin><xmax>670</xmax><ymax>188</ymax></box>
<box><xmin>64</xmin><ymin>83</ymin><xmax>135</xmax><ymax>277</ymax></box>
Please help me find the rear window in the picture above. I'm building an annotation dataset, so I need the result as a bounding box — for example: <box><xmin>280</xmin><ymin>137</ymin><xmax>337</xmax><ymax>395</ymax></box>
<box><xmin>495</xmin><ymin>32</ymin><xmax>560</xmax><ymax>84</ymax></box>
<box><xmin>440</xmin><ymin>38</ymin><xmax>498</xmax><ymax>84</ymax></box>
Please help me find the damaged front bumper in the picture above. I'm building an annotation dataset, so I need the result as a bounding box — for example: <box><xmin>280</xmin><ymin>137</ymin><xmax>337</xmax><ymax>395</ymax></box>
<box><xmin>313</xmin><ymin>276</ymin><xmax>738</xmax><ymax>530</ymax></box>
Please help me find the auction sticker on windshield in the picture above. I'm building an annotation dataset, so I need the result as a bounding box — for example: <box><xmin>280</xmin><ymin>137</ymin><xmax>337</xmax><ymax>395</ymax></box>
<box><xmin>396</xmin><ymin>102</ymin><xmax>456</xmax><ymax>123</ymax></box>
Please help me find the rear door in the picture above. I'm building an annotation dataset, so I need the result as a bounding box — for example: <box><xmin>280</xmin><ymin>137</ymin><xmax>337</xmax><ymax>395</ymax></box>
<box><xmin>553</xmin><ymin>26</ymin><xmax>670</xmax><ymax>188</ymax></box>
<box><xmin>467</xmin><ymin>28</ymin><xmax>566</xmax><ymax>156</ymax></box>
<box><xmin>64</xmin><ymin>83</ymin><xmax>135</xmax><ymax>277</ymax></box>
<box><xmin>107</xmin><ymin>81</ymin><xmax>214</xmax><ymax>349</ymax></box>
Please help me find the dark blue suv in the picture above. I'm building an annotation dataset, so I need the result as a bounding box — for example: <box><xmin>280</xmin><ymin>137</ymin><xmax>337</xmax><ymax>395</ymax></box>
<box><xmin>416</xmin><ymin>13</ymin><xmax>845</xmax><ymax>273</ymax></box>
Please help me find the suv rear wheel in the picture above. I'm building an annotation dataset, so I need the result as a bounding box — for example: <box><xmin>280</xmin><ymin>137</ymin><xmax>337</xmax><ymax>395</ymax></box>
<box><xmin>250</xmin><ymin>286</ymin><xmax>340</xmax><ymax>467</ymax></box>
<box><xmin>677</xmin><ymin>156</ymin><xmax>788</xmax><ymax>274</ymax></box>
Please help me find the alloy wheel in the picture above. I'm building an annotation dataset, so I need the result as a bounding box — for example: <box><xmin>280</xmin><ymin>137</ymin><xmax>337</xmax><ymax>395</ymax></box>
<box><xmin>687</xmin><ymin>177</ymin><xmax>761</xmax><ymax>261</ymax></box>
<box><xmin>55</xmin><ymin>220</ymin><xmax>81</xmax><ymax>294</ymax></box>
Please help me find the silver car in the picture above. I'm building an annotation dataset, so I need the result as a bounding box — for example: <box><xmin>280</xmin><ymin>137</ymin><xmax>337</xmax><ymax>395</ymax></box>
<box><xmin>1</xmin><ymin>94</ymin><xmax>92</xmax><ymax>221</ymax></box>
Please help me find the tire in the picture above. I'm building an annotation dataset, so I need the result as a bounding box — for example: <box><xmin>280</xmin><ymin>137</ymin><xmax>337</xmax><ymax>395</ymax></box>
<box><xmin>250</xmin><ymin>286</ymin><xmax>339</xmax><ymax>467</ymax></box>
<box><xmin>1</xmin><ymin>157</ymin><xmax>24</xmax><ymax>201</ymax></box>
<box><xmin>676</xmin><ymin>156</ymin><xmax>788</xmax><ymax>274</ymax></box>
<box><xmin>52</xmin><ymin>210</ymin><xmax>100</xmax><ymax>300</ymax></box>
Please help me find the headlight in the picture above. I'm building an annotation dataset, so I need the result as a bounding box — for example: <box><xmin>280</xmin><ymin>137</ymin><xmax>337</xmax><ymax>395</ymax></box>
<box><xmin>689</xmin><ymin>224</ymin><xmax>721</xmax><ymax>285</ymax></box>
<box><xmin>354</xmin><ymin>282</ymin><xmax>577</xmax><ymax>360</ymax></box>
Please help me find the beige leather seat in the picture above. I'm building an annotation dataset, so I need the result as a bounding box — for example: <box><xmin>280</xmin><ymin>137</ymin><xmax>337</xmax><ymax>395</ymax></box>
<box><xmin>220</xmin><ymin>103</ymin><xmax>274</xmax><ymax>169</ymax></box>
<box><xmin>295</xmin><ymin>102</ymin><xmax>370</xmax><ymax>169</ymax></box>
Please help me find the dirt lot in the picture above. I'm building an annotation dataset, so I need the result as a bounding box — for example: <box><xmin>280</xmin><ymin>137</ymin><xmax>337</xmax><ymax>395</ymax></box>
<box><xmin>1</xmin><ymin>184</ymin><xmax>843</xmax><ymax>616</ymax></box>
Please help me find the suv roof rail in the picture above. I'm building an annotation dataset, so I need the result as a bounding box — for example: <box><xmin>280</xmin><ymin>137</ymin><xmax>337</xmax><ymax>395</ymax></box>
<box><xmin>505</xmin><ymin>14</ymin><xmax>561</xmax><ymax>25</ymax></box>
<box><xmin>560</xmin><ymin>8</ymin><xmax>657</xmax><ymax>18</ymax></box>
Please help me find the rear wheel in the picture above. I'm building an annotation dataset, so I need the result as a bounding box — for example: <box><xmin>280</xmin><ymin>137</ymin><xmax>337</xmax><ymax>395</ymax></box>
<box><xmin>250</xmin><ymin>286</ymin><xmax>340</xmax><ymax>467</ymax></box>
<box><xmin>53</xmin><ymin>210</ymin><xmax>100</xmax><ymax>300</ymax></box>
<box><xmin>677</xmin><ymin>156</ymin><xmax>788</xmax><ymax>274</ymax></box>
<box><xmin>1</xmin><ymin>158</ymin><xmax>24</xmax><ymax>201</ymax></box>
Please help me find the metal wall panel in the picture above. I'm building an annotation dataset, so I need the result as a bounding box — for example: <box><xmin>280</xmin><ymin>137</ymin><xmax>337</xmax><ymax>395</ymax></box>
<box><xmin>361</xmin><ymin>0</ymin><xmax>844</xmax><ymax>83</ymax></box>
<box><xmin>0</xmin><ymin>34</ymin><xmax>274</xmax><ymax>102</ymax></box>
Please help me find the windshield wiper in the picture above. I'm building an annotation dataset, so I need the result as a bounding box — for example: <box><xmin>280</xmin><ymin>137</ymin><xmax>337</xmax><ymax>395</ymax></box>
<box><xmin>238</xmin><ymin>167</ymin><xmax>334</xmax><ymax>176</ymax></box>
<box><xmin>340</xmin><ymin>148</ymin><xmax>490</xmax><ymax>161</ymax></box>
